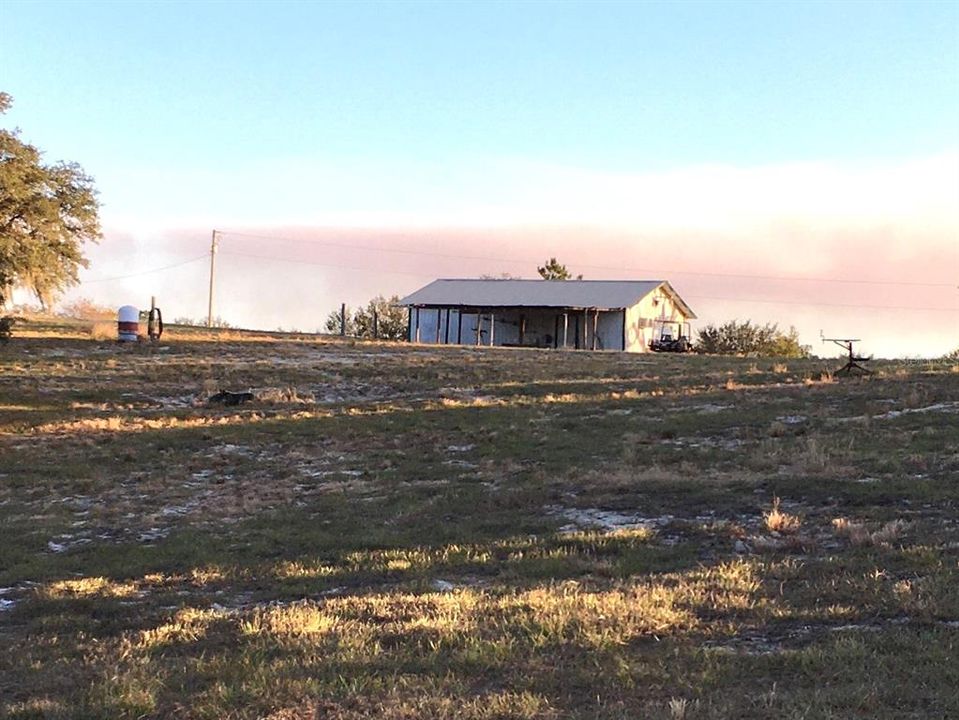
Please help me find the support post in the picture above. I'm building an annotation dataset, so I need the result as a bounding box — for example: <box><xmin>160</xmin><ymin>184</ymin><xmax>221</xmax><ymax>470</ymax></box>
<box><xmin>340</xmin><ymin>303</ymin><xmax>347</xmax><ymax>336</ymax></box>
<box><xmin>444</xmin><ymin>308</ymin><xmax>451</xmax><ymax>344</ymax></box>
<box><xmin>553</xmin><ymin>315</ymin><xmax>559</xmax><ymax>349</ymax></box>
<box><xmin>591</xmin><ymin>309</ymin><xmax>598</xmax><ymax>351</ymax></box>
<box><xmin>435</xmin><ymin>308</ymin><xmax>442</xmax><ymax>344</ymax></box>
<box><xmin>148</xmin><ymin>296</ymin><xmax>159</xmax><ymax>341</ymax></box>
<box><xmin>519</xmin><ymin>314</ymin><xmax>526</xmax><ymax>345</ymax></box>
<box><xmin>489</xmin><ymin>312</ymin><xmax>495</xmax><ymax>346</ymax></box>
<box><xmin>457</xmin><ymin>309</ymin><xmax>463</xmax><ymax>344</ymax></box>
<box><xmin>414</xmin><ymin>307</ymin><xmax>421</xmax><ymax>343</ymax></box>
<box><xmin>207</xmin><ymin>229</ymin><xmax>219</xmax><ymax>328</ymax></box>
<box><xmin>475</xmin><ymin>312</ymin><xmax>481</xmax><ymax>346</ymax></box>
<box><xmin>563</xmin><ymin>313</ymin><xmax>569</xmax><ymax>349</ymax></box>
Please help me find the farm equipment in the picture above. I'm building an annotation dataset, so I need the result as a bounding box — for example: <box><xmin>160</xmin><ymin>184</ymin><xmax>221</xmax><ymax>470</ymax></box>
<box><xmin>649</xmin><ymin>320</ymin><xmax>693</xmax><ymax>353</ymax></box>
<box><xmin>822</xmin><ymin>336</ymin><xmax>872</xmax><ymax>375</ymax></box>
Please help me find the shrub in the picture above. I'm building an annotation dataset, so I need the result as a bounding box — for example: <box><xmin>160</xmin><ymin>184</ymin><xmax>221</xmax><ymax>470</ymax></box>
<box><xmin>326</xmin><ymin>296</ymin><xmax>408</xmax><ymax>341</ymax></box>
<box><xmin>324</xmin><ymin>307</ymin><xmax>356</xmax><ymax>336</ymax></box>
<box><xmin>696</xmin><ymin>320</ymin><xmax>810</xmax><ymax>357</ymax></box>
<box><xmin>172</xmin><ymin>316</ymin><xmax>234</xmax><ymax>328</ymax></box>
<box><xmin>59</xmin><ymin>297</ymin><xmax>115</xmax><ymax>321</ymax></box>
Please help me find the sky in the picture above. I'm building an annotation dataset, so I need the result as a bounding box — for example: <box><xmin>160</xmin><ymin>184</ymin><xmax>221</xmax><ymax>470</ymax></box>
<box><xmin>2</xmin><ymin>0</ymin><xmax>957</xmax><ymax>356</ymax></box>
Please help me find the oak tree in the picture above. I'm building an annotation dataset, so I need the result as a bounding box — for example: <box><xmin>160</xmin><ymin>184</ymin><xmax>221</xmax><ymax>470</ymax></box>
<box><xmin>0</xmin><ymin>93</ymin><xmax>100</xmax><ymax>309</ymax></box>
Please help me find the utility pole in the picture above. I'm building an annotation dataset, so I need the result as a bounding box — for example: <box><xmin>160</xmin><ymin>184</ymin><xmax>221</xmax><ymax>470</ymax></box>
<box><xmin>207</xmin><ymin>229</ymin><xmax>219</xmax><ymax>328</ymax></box>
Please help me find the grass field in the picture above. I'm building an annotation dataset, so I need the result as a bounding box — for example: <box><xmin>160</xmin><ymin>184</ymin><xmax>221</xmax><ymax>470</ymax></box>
<box><xmin>1</xmin><ymin>320</ymin><xmax>957</xmax><ymax>719</ymax></box>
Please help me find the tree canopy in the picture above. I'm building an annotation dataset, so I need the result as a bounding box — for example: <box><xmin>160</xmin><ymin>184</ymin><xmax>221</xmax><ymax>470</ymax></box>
<box><xmin>0</xmin><ymin>93</ymin><xmax>100</xmax><ymax>308</ymax></box>
<box><xmin>537</xmin><ymin>257</ymin><xmax>581</xmax><ymax>280</ymax></box>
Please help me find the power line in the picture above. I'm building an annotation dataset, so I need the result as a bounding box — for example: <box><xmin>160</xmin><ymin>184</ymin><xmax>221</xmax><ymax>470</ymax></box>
<box><xmin>217</xmin><ymin>229</ymin><xmax>956</xmax><ymax>289</ymax></box>
<box><xmin>218</xmin><ymin>248</ymin><xmax>957</xmax><ymax>314</ymax></box>
<box><xmin>218</xmin><ymin>249</ymin><xmax>437</xmax><ymax>279</ymax></box>
<box><xmin>208</xmin><ymin>229</ymin><xmax>219</xmax><ymax>328</ymax></box>
<box><xmin>685</xmin><ymin>293</ymin><xmax>958</xmax><ymax>314</ymax></box>
<box><xmin>81</xmin><ymin>255</ymin><xmax>209</xmax><ymax>284</ymax></box>
<box><xmin>76</xmin><ymin>233</ymin><xmax>955</xmax><ymax>316</ymax></box>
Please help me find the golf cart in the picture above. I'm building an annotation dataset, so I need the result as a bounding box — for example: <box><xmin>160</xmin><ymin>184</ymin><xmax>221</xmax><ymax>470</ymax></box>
<box><xmin>649</xmin><ymin>320</ymin><xmax>693</xmax><ymax>353</ymax></box>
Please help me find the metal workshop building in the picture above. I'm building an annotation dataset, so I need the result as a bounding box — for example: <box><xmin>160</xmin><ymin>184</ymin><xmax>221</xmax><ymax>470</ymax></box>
<box><xmin>398</xmin><ymin>279</ymin><xmax>696</xmax><ymax>352</ymax></box>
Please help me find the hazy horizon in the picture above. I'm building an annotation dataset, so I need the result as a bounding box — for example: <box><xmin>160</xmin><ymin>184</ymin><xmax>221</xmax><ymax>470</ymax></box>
<box><xmin>2</xmin><ymin>1</ymin><xmax>956</xmax><ymax>356</ymax></box>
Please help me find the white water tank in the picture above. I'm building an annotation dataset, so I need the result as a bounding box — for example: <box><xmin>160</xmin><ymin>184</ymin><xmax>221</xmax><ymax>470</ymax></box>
<box><xmin>117</xmin><ymin>305</ymin><xmax>139</xmax><ymax>342</ymax></box>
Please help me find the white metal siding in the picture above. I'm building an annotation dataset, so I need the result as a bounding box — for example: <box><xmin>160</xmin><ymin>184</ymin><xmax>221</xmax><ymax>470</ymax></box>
<box><xmin>624</xmin><ymin>288</ymin><xmax>690</xmax><ymax>352</ymax></box>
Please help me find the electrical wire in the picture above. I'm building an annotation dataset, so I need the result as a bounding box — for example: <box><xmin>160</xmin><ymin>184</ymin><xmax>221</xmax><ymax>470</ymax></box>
<box><xmin>684</xmin><ymin>293</ymin><xmax>958</xmax><ymax>314</ymax></box>
<box><xmin>217</xmin><ymin>249</ymin><xmax>957</xmax><ymax>314</ymax></box>
<box><xmin>74</xmin><ymin>237</ymin><xmax>957</xmax><ymax>316</ymax></box>
<box><xmin>217</xmin><ymin>249</ymin><xmax>436</xmax><ymax>279</ymax></box>
<box><xmin>81</xmin><ymin>255</ymin><xmax>209</xmax><ymax>283</ymax></box>
<box><xmin>216</xmin><ymin>229</ymin><xmax>957</xmax><ymax>289</ymax></box>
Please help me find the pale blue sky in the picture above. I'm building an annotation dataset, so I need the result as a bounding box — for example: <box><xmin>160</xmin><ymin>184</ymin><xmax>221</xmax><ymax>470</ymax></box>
<box><xmin>4</xmin><ymin>1</ymin><xmax>957</xmax><ymax>175</ymax></box>
<box><xmin>2</xmin><ymin>1</ymin><xmax>957</xmax><ymax>354</ymax></box>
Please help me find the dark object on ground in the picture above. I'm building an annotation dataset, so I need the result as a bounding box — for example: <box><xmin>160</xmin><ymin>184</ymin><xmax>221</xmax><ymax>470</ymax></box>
<box><xmin>824</xmin><ymin>338</ymin><xmax>872</xmax><ymax>376</ymax></box>
<box><xmin>0</xmin><ymin>316</ymin><xmax>21</xmax><ymax>343</ymax></box>
<box><xmin>209</xmin><ymin>390</ymin><xmax>255</xmax><ymax>406</ymax></box>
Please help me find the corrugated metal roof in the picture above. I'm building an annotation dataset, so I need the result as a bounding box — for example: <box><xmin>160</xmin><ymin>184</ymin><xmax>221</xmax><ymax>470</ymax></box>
<box><xmin>398</xmin><ymin>279</ymin><xmax>696</xmax><ymax>317</ymax></box>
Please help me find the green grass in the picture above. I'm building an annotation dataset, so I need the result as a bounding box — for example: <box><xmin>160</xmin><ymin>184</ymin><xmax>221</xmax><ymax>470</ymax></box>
<box><xmin>1</xmin><ymin>321</ymin><xmax>957</xmax><ymax>718</ymax></box>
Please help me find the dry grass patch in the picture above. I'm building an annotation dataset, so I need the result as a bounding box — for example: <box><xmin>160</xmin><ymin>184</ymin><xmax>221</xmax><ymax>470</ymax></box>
<box><xmin>241</xmin><ymin>603</ymin><xmax>346</xmax><ymax>638</ymax></box>
<box><xmin>436</xmin><ymin>396</ymin><xmax>501</xmax><ymax>409</ymax></box>
<box><xmin>31</xmin><ymin>408</ymin><xmax>336</xmax><ymax>435</ymax></box>
<box><xmin>134</xmin><ymin>607</ymin><xmax>229</xmax><ymax>651</ymax></box>
<box><xmin>764</xmin><ymin>498</ymin><xmax>802</xmax><ymax>535</ymax></box>
<box><xmin>126</xmin><ymin>562</ymin><xmax>764</xmax><ymax>667</ymax></box>
<box><xmin>832</xmin><ymin>518</ymin><xmax>909</xmax><ymax>547</ymax></box>
<box><xmin>88</xmin><ymin>321</ymin><xmax>116</xmax><ymax>340</ymax></box>
<box><xmin>44</xmin><ymin>576</ymin><xmax>140</xmax><ymax>599</ymax></box>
